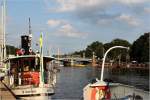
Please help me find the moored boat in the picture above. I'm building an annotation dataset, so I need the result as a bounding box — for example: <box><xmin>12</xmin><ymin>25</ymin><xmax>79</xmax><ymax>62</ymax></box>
<box><xmin>2</xmin><ymin>31</ymin><xmax>58</xmax><ymax>99</ymax></box>
<box><xmin>0</xmin><ymin>10</ymin><xmax>58</xmax><ymax>99</ymax></box>
<box><xmin>4</xmin><ymin>54</ymin><xmax>57</xmax><ymax>99</ymax></box>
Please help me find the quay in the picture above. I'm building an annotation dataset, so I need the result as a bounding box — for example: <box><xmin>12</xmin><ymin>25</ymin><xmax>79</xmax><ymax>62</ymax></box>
<box><xmin>0</xmin><ymin>81</ymin><xmax>16</xmax><ymax>100</ymax></box>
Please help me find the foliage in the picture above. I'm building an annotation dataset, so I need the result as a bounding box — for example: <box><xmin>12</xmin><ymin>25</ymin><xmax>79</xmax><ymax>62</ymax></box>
<box><xmin>73</xmin><ymin>50</ymin><xmax>85</xmax><ymax>57</ymax></box>
<box><xmin>104</xmin><ymin>39</ymin><xmax>131</xmax><ymax>61</ymax></box>
<box><xmin>6</xmin><ymin>45</ymin><xmax>18</xmax><ymax>56</ymax></box>
<box><xmin>68</xmin><ymin>33</ymin><xmax>149</xmax><ymax>63</ymax></box>
<box><xmin>130</xmin><ymin>33</ymin><xmax>149</xmax><ymax>63</ymax></box>
<box><xmin>85</xmin><ymin>41</ymin><xmax>103</xmax><ymax>59</ymax></box>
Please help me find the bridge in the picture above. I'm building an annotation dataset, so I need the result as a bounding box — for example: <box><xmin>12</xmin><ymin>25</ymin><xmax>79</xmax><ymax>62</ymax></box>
<box><xmin>56</xmin><ymin>57</ymin><xmax>92</xmax><ymax>67</ymax></box>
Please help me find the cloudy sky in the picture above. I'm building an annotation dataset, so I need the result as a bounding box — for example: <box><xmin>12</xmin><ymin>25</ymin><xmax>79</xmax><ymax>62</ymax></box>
<box><xmin>1</xmin><ymin>0</ymin><xmax>150</xmax><ymax>54</ymax></box>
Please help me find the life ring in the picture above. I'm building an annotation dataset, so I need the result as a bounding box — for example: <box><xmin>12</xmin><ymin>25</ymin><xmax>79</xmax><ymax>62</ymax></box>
<box><xmin>91</xmin><ymin>86</ymin><xmax>111</xmax><ymax>100</ymax></box>
<box><xmin>29</xmin><ymin>48</ymin><xmax>32</xmax><ymax>53</ymax></box>
<box><xmin>91</xmin><ymin>87</ymin><xmax>105</xmax><ymax>100</ymax></box>
<box><xmin>95</xmin><ymin>87</ymin><xmax>104</xmax><ymax>100</ymax></box>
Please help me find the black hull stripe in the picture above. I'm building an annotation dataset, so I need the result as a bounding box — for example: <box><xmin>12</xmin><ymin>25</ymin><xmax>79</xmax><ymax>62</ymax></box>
<box><xmin>16</xmin><ymin>93</ymin><xmax>55</xmax><ymax>97</ymax></box>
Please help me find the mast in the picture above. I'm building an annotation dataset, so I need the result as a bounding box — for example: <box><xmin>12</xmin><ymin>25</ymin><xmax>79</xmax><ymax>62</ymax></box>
<box><xmin>3</xmin><ymin>0</ymin><xmax>6</xmax><ymax>60</ymax></box>
<box><xmin>0</xmin><ymin>0</ymin><xmax>6</xmax><ymax>68</ymax></box>
<box><xmin>28</xmin><ymin>17</ymin><xmax>32</xmax><ymax>48</ymax></box>
<box><xmin>57</xmin><ymin>48</ymin><xmax>60</xmax><ymax>59</ymax></box>
<box><xmin>29</xmin><ymin>17</ymin><xmax>31</xmax><ymax>35</ymax></box>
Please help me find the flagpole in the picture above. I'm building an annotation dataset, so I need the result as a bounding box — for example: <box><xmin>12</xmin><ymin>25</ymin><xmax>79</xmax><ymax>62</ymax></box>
<box><xmin>39</xmin><ymin>32</ymin><xmax>44</xmax><ymax>87</ymax></box>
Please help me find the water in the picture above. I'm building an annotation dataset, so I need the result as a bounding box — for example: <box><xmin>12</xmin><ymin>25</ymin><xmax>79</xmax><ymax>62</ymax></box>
<box><xmin>51</xmin><ymin>66</ymin><xmax>149</xmax><ymax>100</ymax></box>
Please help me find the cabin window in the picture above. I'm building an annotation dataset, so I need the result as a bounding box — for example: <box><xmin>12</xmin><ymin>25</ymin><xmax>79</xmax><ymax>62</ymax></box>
<box><xmin>9</xmin><ymin>57</ymin><xmax>54</xmax><ymax>86</ymax></box>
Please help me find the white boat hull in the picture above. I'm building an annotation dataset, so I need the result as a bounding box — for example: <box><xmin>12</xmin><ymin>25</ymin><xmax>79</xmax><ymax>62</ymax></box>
<box><xmin>110</xmin><ymin>83</ymin><xmax>149</xmax><ymax>100</ymax></box>
<box><xmin>12</xmin><ymin>85</ymin><xmax>54</xmax><ymax>100</ymax></box>
<box><xmin>83</xmin><ymin>83</ymin><xmax>149</xmax><ymax>100</ymax></box>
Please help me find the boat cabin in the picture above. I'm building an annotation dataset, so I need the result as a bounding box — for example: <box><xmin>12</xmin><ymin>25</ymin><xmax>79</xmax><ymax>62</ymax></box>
<box><xmin>5</xmin><ymin>55</ymin><xmax>55</xmax><ymax>87</ymax></box>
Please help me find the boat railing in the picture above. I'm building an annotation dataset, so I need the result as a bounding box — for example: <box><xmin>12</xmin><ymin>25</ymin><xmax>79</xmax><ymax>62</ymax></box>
<box><xmin>10</xmin><ymin>70</ymin><xmax>56</xmax><ymax>88</ymax></box>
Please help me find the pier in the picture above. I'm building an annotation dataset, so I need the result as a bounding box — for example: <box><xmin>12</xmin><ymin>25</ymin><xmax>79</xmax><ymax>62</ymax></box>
<box><xmin>0</xmin><ymin>81</ymin><xmax>16</xmax><ymax>100</ymax></box>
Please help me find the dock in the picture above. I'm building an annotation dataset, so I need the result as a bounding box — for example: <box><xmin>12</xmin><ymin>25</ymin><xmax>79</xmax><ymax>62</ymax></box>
<box><xmin>0</xmin><ymin>81</ymin><xmax>16</xmax><ymax>100</ymax></box>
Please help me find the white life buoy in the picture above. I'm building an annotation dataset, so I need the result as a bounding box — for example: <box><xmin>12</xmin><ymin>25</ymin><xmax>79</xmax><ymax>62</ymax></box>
<box><xmin>95</xmin><ymin>87</ymin><xmax>104</xmax><ymax>100</ymax></box>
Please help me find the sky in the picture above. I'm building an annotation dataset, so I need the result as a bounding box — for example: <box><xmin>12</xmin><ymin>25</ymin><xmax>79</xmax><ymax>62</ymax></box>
<box><xmin>0</xmin><ymin>0</ymin><xmax>150</xmax><ymax>55</ymax></box>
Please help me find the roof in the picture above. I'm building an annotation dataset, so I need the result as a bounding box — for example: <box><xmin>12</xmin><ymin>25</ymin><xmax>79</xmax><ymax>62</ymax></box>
<box><xmin>4</xmin><ymin>55</ymin><xmax>55</xmax><ymax>62</ymax></box>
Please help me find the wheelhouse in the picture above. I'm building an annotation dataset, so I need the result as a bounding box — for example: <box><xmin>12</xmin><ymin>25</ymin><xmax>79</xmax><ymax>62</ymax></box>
<box><xmin>5</xmin><ymin>55</ymin><xmax>56</xmax><ymax>87</ymax></box>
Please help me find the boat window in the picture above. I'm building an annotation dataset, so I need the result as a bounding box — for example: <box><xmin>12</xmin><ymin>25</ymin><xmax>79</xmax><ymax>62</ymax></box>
<box><xmin>9</xmin><ymin>57</ymin><xmax>54</xmax><ymax>86</ymax></box>
<box><xmin>9</xmin><ymin>57</ymin><xmax>40</xmax><ymax>86</ymax></box>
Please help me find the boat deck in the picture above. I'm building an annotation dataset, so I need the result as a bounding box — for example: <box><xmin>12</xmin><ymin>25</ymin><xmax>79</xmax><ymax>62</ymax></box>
<box><xmin>0</xmin><ymin>81</ymin><xmax>16</xmax><ymax>100</ymax></box>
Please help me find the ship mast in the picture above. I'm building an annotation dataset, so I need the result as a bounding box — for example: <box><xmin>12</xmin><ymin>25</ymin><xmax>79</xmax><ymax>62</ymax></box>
<box><xmin>29</xmin><ymin>17</ymin><xmax>31</xmax><ymax>35</ymax></box>
<box><xmin>28</xmin><ymin>17</ymin><xmax>32</xmax><ymax>48</ymax></box>
<box><xmin>0</xmin><ymin>0</ymin><xmax>6</xmax><ymax>69</ymax></box>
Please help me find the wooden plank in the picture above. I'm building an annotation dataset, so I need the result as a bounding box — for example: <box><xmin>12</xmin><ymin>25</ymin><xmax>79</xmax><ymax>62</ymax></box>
<box><xmin>0</xmin><ymin>81</ymin><xmax>16</xmax><ymax>100</ymax></box>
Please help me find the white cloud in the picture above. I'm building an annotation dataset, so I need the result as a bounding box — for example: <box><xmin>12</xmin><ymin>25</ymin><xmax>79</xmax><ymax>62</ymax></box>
<box><xmin>47</xmin><ymin>19</ymin><xmax>64</xmax><ymax>27</ymax></box>
<box><xmin>46</xmin><ymin>18</ymin><xmax>88</xmax><ymax>38</ymax></box>
<box><xmin>49</xmin><ymin>0</ymin><xmax>149</xmax><ymax>12</ymax></box>
<box><xmin>117</xmin><ymin>14</ymin><xmax>140</xmax><ymax>26</ymax></box>
<box><xmin>118</xmin><ymin>0</ymin><xmax>149</xmax><ymax>5</ymax></box>
<box><xmin>56</xmin><ymin>23</ymin><xmax>88</xmax><ymax>38</ymax></box>
<box><xmin>97</xmin><ymin>19</ymin><xmax>112</xmax><ymax>25</ymax></box>
<box><xmin>52</xmin><ymin>0</ymin><xmax>109</xmax><ymax>12</ymax></box>
<box><xmin>144</xmin><ymin>7</ymin><xmax>150</xmax><ymax>14</ymax></box>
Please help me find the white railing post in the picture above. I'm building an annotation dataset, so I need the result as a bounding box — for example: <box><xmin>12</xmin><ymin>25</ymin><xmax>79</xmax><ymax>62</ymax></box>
<box><xmin>100</xmin><ymin>46</ymin><xmax>129</xmax><ymax>81</ymax></box>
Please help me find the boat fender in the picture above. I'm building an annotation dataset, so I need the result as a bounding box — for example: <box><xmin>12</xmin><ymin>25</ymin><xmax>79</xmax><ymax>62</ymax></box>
<box><xmin>96</xmin><ymin>87</ymin><xmax>104</xmax><ymax>100</ymax></box>
<box><xmin>91</xmin><ymin>86</ymin><xmax>111</xmax><ymax>100</ymax></box>
<box><xmin>91</xmin><ymin>87</ymin><xmax>105</xmax><ymax>100</ymax></box>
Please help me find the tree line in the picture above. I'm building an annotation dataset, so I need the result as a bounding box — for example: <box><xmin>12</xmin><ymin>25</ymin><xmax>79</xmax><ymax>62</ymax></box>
<box><xmin>72</xmin><ymin>32</ymin><xmax>149</xmax><ymax>63</ymax></box>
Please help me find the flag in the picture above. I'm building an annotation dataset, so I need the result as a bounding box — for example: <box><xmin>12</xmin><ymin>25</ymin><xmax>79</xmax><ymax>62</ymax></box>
<box><xmin>39</xmin><ymin>33</ymin><xmax>43</xmax><ymax>48</ymax></box>
<box><xmin>39</xmin><ymin>32</ymin><xmax>44</xmax><ymax>84</ymax></box>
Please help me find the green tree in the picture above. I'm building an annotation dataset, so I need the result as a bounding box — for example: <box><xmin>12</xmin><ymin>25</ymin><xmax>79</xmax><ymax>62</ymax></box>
<box><xmin>130</xmin><ymin>33</ymin><xmax>149</xmax><ymax>63</ymax></box>
<box><xmin>85</xmin><ymin>41</ymin><xmax>103</xmax><ymax>59</ymax></box>
<box><xmin>6</xmin><ymin>45</ymin><xmax>18</xmax><ymax>56</ymax></box>
<box><xmin>104</xmin><ymin>39</ymin><xmax>131</xmax><ymax>61</ymax></box>
<box><xmin>72</xmin><ymin>50</ymin><xmax>85</xmax><ymax>57</ymax></box>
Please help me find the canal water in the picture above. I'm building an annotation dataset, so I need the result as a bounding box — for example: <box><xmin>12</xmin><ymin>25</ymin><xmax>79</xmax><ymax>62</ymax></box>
<box><xmin>51</xmin><ymin>66</ymin><xmax>149</xmax><ymax>100</ymax></box>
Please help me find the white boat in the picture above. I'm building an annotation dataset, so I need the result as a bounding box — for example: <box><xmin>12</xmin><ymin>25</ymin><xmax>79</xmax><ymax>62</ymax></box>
<box><xmin>0</xmin><ymin>0</ymin><xmax>58</xmax><ymax>98</ymax></box>
<box><xmin>83</xmin><ymin>46</ymin><xmax>149</xmax><ymax>100</ymax></box>
<box><xmin>4</xmin><ymin>55</ymin><xmax>57</xmax><ymax>100</ymax></box>
<box><xmin>0</xmin><ymin>1</ymin><xmax>57</xmax><ymax>98</ymax></box>
<box><xmin>2</xmin><ymin>25</ymin><xmax>58</xmax><ymax>99</ymax></box>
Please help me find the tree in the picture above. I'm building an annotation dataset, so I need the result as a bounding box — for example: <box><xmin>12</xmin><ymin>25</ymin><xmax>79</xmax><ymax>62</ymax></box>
<box><xmin>104</xmin><ymin>39</ymin><xmax>131</xmax><ymax>61</ymax></box>
<box><xmin>6</xmin><ymin>45</ymin><xmax>18</xmax><ymax>56</ymax></box>
<box><xmin>85</xmin><ymin>41</ymin><xmax>103</xmax><ymax>59</ymax></box>
<box><xmin>72</xmin><ymin>50</ymin><xmax>85</xmax><ymax>57</ymax></box>
<box><xmin>130</xmin><ymin>33</ymin><xmax>149</xmax><ymax>63</ymax></box>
